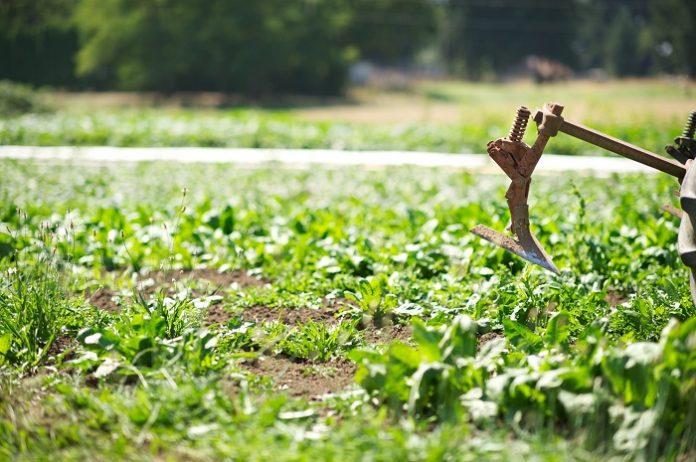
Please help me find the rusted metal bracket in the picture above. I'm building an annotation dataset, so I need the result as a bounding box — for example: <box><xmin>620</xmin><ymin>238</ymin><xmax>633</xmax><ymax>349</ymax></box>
<box><xmin>533</xmin><ymin>104</ymin><xmax>686</xmax><ymax>180</ymax></box>
<box><xmin>665</xmin><ymin>111</ymin><xmax>696</xmax><ymax>165</ymax></box>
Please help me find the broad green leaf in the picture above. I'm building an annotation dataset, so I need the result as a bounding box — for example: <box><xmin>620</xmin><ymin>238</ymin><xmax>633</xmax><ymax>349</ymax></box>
<box><xmin>411</xmin><ymin>319</ymin><xmax>442</xmax><ymax>362</ymax></box>
<box><xmin>0</xmin><ymin>333</ymin><xmax>12</xmax><ymax>365</ymax></box>
<box><xmin>502</xmin><ymin>319</ymin><xmax>543</xmax><ymax>353</ymax></box>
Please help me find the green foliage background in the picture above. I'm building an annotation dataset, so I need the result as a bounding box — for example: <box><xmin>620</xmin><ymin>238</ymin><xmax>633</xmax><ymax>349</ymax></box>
<box><xmin>0</xmin><ymin>0</ymin><xmax>694</xmax><ymax>95</ymax></box>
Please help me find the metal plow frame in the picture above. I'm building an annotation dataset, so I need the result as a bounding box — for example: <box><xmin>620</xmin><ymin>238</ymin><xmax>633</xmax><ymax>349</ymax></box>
<box><xmin>472</xmin><ymin>103</ymin><xmax>692</xmax><ymax>281</ymax></box>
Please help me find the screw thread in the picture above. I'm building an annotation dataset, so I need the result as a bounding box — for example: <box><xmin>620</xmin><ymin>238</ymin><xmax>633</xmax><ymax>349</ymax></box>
<box><xmin>683</xmin><ymin>111</ymin><xmax>696</xmax><ymax>139</ymax></box>
<box><xmin>509</xmin><ymin>106</ymin><xmax>531</xmax><ymax>142</ymax></box>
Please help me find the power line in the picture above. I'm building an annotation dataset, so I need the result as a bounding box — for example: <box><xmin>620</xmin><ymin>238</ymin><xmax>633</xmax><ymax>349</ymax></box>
<box><xmin>358</xmin><ymin>0</ymin><xmax>648</xmax><ymax>11</ymax></box>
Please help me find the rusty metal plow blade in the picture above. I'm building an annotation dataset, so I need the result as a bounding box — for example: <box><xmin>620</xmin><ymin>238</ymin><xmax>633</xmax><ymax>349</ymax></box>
<box><xmin>471</xmin><ymin>224</ymin><xmax>559</xmax><ymax>274</ymax></box>
<box><xmin>470</xmin><ymin>104</ymin><xmax>564</xmax><ymax>275</ymax></box>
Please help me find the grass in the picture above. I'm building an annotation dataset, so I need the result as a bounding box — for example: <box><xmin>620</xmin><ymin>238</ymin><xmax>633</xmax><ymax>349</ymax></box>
<box><xmin>1</xmin><ymin>157</ymin><xmax>695</xmax><ymax>460</ymax></box>
<box><xmin>2</xmin><ymin>79</ymin><xmax>695</xmax><ymax>155</ymax></box>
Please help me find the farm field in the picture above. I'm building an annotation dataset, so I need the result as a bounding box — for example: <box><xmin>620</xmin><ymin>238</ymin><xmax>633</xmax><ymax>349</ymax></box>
<box><xmin>1</xmin><ymin>158</ymin><xmax>695</xmax><ymax>461</ymax></box>
<box><xmin>2</xmin><ymin>79</ymin><xmax>695</xmax><ymax>156</ymax></box>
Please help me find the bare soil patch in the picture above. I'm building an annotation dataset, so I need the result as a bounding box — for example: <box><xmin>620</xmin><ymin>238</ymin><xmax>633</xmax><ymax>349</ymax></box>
<box><xmin>324</xmin><ymin>297</ymin><xmax>356</xmax><ymax>310</ymax></box>
<box><xmin>206</xmin><ymin>305</ymin><xmax>339</xmax><ymax>328</ymax></box>
<box><xmin>88</xmin><ymin>268</ymin><xmax>265</xmax><ymax>313</ymax></box>
<box><xmin>605</xmin><ymin>291</ymin><xmax>628</xmax><ymax>306</ymax></box>
<box><xmin>478</xmin><ymin>331</ymin><xmax>505</xmax><ymax>349</ymax></box>
<box><xmin>241</xmin><ymin>305</ymin><xmax>339</xmax><ymax>326</ymax></box>
<box><xmin>242</xmin><ymin>356</ymin><xmax>356</xmax><ymax>399</ymax></box>
<box><xmin>205</xmin><ymin>304</ymin><xmax>236</xmax><ymax>327</ymax></box>
<box><xmin>47</xmin><ymin>336</ymin><xmax>77</xmax><ymax>363</ymax></box>
<box><xmin>205</xmin><ymin>302</ymin><xmax>413</xmax><ymax>347</ymax></box>
<box><xmin>138</xmin><ymin>268</ymin><xmax>266</xmax><ymax>292</ymax></box>
<box><xmin>294</xmin><ymin>91</ymin><xmax>463</xmax><ymax>124</ymax></box>
<box><xmin>361</xmin><ymin>323</ymin><xmax>412</xmax><ymax>345</ymax></box>
<box><xmin>88</xmin><ymin>288</ymin><xmax>121</xmax><ymax>313</ymax></box>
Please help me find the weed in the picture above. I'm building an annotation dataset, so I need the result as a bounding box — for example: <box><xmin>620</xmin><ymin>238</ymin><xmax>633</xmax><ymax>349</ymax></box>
<box><xmin>280</xmin><ymin>320</ymin><xmax>361</xmax><ymax>361</ymax></box>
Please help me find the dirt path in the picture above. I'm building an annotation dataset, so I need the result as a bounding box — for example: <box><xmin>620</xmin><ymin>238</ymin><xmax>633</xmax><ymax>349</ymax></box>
<box><xmin>0</xmin><ymin>146</ymin><xmax>658</xmax><ymax>176</ymax></box>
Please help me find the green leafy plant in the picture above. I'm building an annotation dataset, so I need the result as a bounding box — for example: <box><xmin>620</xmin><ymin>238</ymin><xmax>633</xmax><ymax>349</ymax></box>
<box><xmin>352</xmin><ymin>315</ymin><xmax>481</xmax><ymax>420</ymax></box>
<box><xmin>353</xmin><ymin>313</ymin><xmax>696</xmax><ymax>458</ymax></box>
<box><xmin>0</xmin><ymin>224</ymin><xmax>73</xmax><ymax>371</ymax></box>
<box><xmin>280</xmin><ymin>320</ymin><xmax>361</xmax><ymax>362</ymax></box>
<box><xmin>344</xmin><ymin>276</ymin><xmax>398</xmax><ymax>327</ymax></box>
<box><xmin>75</xmin><ymin>293</ymin><xmax>218</xmax><ymax>377</ymax></box>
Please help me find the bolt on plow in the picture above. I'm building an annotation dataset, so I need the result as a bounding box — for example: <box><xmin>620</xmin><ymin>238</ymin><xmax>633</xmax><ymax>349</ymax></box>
<box><xmin>471</xmin><ymin>103</ymin><xmax>696</xmax><ymax>303</ymax></box>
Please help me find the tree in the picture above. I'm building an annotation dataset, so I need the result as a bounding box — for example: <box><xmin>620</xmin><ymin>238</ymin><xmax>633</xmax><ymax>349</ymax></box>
<box><xmin>74</xmin><ymin>0</ymin><xmax>357</xmax><ymax>94</ymax></box>
<box><xmin>440</xmin><ymin>0</ymin><xmax>578</xmax><ymax>79</ymax></box>
<box><xmin>0</xmin><ymin>0</ymin><xmax>81</xmax><ymax>87</ymax></box>
<box><xmin>345</xmin><ymin>0</ymin><xmax>436</xmax><ymax>64</ymax></box>
<box><xmin>574</xmin><ymin>0</ymin><xmax>656</xmax><ymax>78</ymax></box>
<box><xmin>649</xmin><ymin>0</ymin><xmax>696</xmax><ymax>77</ymax></box>
<box><xmin>604</xmin><ymin>6</ymin><xmax>641</xmax><ymax>77</ymax></box>
<box><xmin>74</xmin><ymin>0</ymin><xmax>436</xmax><ymax>95</ymax></box>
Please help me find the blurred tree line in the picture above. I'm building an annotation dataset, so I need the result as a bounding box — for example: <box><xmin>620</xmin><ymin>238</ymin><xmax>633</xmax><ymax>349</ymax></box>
<box><xmin>0</xmin><ymin>0</ymin><xmax>693</xmax><ymax>95</ymax></box>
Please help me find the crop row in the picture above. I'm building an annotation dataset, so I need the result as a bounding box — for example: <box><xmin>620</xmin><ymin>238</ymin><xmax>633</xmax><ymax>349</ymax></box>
<box><xmin>1</xmin><ymin>159</ymin><xmax>694</xmax><ymax>460</ymax></box>
<box><xmin>0</xmin><ymin>109</ymin><xmax>677</xmax><ymax>156</ymax></box>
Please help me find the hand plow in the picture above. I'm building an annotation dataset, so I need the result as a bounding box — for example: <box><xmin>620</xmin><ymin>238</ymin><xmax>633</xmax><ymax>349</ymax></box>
<box><xmin>471</xmin><ymin>103</ymin><xmax>696</xmax><ymax>302</ymax></box>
